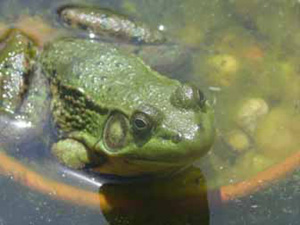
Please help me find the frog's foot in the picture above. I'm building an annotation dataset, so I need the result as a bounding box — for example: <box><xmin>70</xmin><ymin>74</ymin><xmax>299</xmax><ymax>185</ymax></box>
<box><xmin>52</xmin><ymin>139</ymin><xmax>91</xmax><ymax>169</ymax></box>
<box><xmin>0</xmin><ymin>29</ymin><xmax>49</xmax><ymax>145</ymax></box>
<box><xmin>58</xmin><ymin>5</ymin><xmax>166</xmax><ymax>44</ymax></box>
<box><xmin>0</xmin><ymin>29</ymin><xmax>37</xmax><ymax>115</ymax></box>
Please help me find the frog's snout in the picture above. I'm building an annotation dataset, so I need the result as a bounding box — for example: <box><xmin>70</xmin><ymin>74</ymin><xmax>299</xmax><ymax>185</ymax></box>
<box><xmin>170</xmin><ymin>84</ymin><xmax>206</xmax><ymax>110</ymax></box>
<box><xmin>167</xmin><ymin>83</ymin><xmax>214</xmax><ymax>150</ymax></box>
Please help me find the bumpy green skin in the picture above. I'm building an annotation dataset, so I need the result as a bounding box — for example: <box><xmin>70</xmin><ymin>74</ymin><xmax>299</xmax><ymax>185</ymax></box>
<box><xmin>0</xmin><ymin>6</ymin><xmax>215</xmax><ymax>176</ymax></box>
<box><xmin>40</xmin><ymin>39</ymin><xmax>214</xmax><ymax>176</ymax></box>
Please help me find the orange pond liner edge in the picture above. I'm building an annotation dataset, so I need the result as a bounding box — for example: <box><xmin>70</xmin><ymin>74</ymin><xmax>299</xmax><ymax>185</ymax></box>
<box><xmin>0</xmin><ymin>150</ymin><xmax>299</xmax><ymax>211</ymax></box>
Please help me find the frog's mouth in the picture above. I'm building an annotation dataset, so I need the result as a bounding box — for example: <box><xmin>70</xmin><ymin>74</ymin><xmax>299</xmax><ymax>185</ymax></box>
<box><xmin>95</xmin><ymin>154</ymin><xmax>189</xmax><ymax>176</ymax></box>
<box><xmin>130</xmin><ymin>157</ymin><xmax>190</xmax><ymax>167</ymax></box>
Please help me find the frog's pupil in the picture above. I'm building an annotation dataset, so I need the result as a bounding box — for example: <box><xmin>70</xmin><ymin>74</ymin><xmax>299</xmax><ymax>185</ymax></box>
<box><xmin>134</xmin><ymin>118</ymin><xmax>147</xmax><ymax>129</ymax></box>
<box><xmin>131</xmin><ymin>113</ymin><xmax>153</xmax><ymax>139</ymax></box>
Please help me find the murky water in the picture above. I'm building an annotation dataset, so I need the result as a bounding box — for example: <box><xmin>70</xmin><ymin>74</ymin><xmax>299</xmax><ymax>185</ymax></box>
<box><xmin>0</xmin><ymin>0</ymin><xmax>299</xmax><ymax>224</ymax></box>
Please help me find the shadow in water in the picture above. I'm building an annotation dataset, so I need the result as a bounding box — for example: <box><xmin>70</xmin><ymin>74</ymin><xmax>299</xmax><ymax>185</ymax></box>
<box><xmin>99</xmin><ymin>167</ymin><xmax>210</xmax><ymax>225</ymax></box>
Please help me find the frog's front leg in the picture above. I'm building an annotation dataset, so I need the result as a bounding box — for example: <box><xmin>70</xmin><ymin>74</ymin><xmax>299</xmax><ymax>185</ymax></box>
<box><xmin>51</xmin><ymin>132</ymin><xmax>104</xmax><ymax>169</ymax></box>
<box><xmin>52</xmin><ymin>139</ymin><xmax>90</xmax><ymax>169</ymax></box>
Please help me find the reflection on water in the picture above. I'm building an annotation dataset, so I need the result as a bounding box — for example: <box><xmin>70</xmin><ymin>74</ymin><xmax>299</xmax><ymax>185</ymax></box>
<box><xmin>100</xmin><ymin>168</ymin><xmax>210</xmax><ymax>225</ymax></box>
<box><xmin>0</xmin><ymin>0</ymin><xmax>299</xmax><ymax>225</ymax></box>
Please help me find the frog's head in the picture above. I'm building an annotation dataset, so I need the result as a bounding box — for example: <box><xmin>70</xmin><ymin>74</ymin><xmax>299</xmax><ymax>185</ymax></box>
<box><xmin>95</xmin><ymin>84</ymin><xmax>215</xmax><ymax>176</ymax></box>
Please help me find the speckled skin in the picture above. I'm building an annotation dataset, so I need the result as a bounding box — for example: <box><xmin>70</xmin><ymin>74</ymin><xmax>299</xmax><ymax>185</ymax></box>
<box><xmin>40</xmin><ymin>39</ymin><xmax>214</xmax><ymax>175</ymax></box>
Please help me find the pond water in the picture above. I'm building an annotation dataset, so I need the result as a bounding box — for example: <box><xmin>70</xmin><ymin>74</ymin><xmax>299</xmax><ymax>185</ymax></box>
<box><xmin>0</xmin><ymin>0</ymin><xmax>299</xmax><ymax>224</ymax></box>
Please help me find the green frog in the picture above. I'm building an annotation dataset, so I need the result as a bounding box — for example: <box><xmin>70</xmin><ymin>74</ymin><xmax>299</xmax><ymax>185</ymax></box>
<box><xmin>0</xmin><ymin>5</ymin><xmax>214</xmax><ymax>176</ymax></box>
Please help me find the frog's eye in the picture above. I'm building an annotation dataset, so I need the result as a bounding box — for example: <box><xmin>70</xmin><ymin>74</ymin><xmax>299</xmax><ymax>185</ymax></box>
<box><xmin>131</xmin><ymin>112</ymin><xmax>153</xmax><ymax>138</ymax></box>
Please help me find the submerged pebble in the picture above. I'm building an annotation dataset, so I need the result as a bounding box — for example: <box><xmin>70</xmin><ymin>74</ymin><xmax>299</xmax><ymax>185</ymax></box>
<box><xmin>255</xmin><ymin>107</ymin><xmax>300</xmax><ymax>158</ymax></box>
<box><xmin>225</xmin><ymin>129</ymin><xmax>250</xmax><ymax>153</ymax></box>
<box><xmin>236</xmin><ymin>98</ymin><xmax>269</xmax><ymax>135</ymax></box>
<box><xmin>207</xmin><ymin>54</ymin><xmax>239</xmax><ymax>86</ymax></box>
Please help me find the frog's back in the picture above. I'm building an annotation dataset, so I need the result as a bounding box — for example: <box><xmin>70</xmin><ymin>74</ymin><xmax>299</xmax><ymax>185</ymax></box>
<box><xmin>40</xmin><ymin>39</ymin><xmax>179</xmax><ymax>114</ymax></box>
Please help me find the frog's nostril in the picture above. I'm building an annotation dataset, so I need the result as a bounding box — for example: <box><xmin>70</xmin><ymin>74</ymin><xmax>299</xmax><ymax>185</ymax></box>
<box><xmin>171</xmin><ymin>84</ymin><xmax>206</xmax><ymax>110</ymax></box>
<box><xmin>197</xmin><ymin>89</ymin><xmax>206</xmax><ymax>108</ymax></box>
<box><xmin>197</xmin><ymin>123</ymin><xmax>204</xmax><ymax>132</ymax></box>
<box><xmin>171</xmin><ymin>133</ymin><xmax>183</xmax><ymax>143</ymax></box>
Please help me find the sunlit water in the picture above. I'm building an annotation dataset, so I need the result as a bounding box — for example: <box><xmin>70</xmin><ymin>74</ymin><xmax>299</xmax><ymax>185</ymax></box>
<box><xmin>0</xmin><ymin>0</ymin><xmax>299</xmax><ymax>224</ymax></box>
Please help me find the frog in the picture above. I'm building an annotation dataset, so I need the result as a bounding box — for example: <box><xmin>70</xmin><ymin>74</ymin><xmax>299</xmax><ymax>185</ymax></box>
<box><xmin>0</xmin><ymin>5</ymin><xmax>214</xmax><ymax>177</ymax></box>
